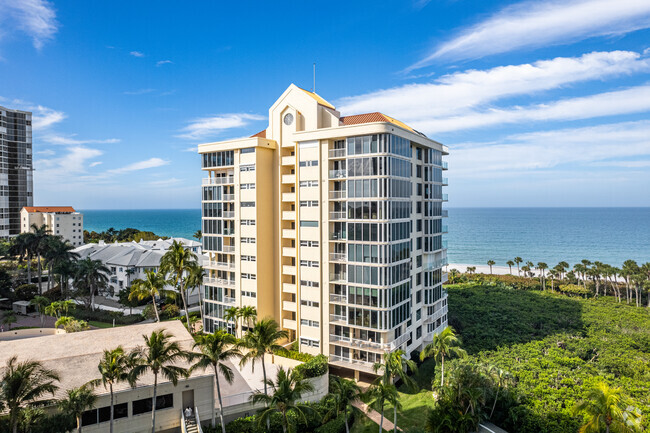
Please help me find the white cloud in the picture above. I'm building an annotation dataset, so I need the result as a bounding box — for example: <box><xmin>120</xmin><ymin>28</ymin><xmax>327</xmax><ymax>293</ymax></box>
<box><xmin>149</xmin><ymin>177</ymin><xmax>182</xmax><ymax>187</ymax></box>
<box><xmin>42</xmin><ymin>135</ymin><xmax>120</xmax><ymax>145</ymax></box>
<box><xmin>130</xmin><ymin>51</ymin><xmax>144</xmax><ymax>57</ymax></box>
<box><xmin>409</xmin><ymin>0</ymin><xmax>650</xmax><ymax>68</ymax></box>
<box><xmin>177</xmin><ymin>113</ymin><xmax>265</xmax><ymax>140</ymax></box>
<box><xmin>32</xmin><ymin>105</ymin><xmax>66</xmax><ymax>129</ymax></box>
<box><xmin>339</xmin><ymin>50</ymin><xmax>650</xmax><ymax>135</ymax></box>
<box><xmin>123</xmin><ymin>88</ymin><xmax>155</xmax><ymax>95</ymax></box>
<box><xmin>450</xmin><ymin>120</ymin><xmax>650</xmax><ymax>177</ymax></box>
<box><xmin>36</xmin><ymin>149</ymin><xmax>55</xmax><ymax>156</ymax></box>
<box><xmin>156</xmin><ymin>60</ymin><xmax>173</xmax><ymax>66</ymax></box>
<box><xmin>0</xmin><ymin>0</ymin><xmax>58</xmax><ymax>50</ymax></box>
<box><xmin>89</xmin><ymin>161</ymin><xmax>103</xmax><ymax>167</ymax></box>
<box><xmin>416</xmin><ymin>84</ymin><xmax>650</xmax><ymax>133</ymax></box>
<box><xmin>106</xmin><ymin>157</ymin><xmax>170</xmax><ymax>174</ymax></box>
<box><xmin>35</xmin><ymin>146</ymin><xmax>103</xmax><ymax>180</ymax></box>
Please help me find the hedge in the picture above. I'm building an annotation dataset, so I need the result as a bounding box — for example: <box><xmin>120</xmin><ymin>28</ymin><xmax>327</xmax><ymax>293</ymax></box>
<box><xmin>70</xmin><ymin>306</ymin><xmax>143</xmax><ymax>325</ymax></box>
<box><xmin>293</xmin><ymin>354</ymin><xmax>328</xmax><ymax>379</ymax></box>
<box><xmin>315</xmin><ymin>412</ymin><xmax>355</xmax><ymax>433</ymax></box>
<box><xmin>275</xmin><ymin>348</ymin><xmax>314</xmax><ymax>363</ymax></box>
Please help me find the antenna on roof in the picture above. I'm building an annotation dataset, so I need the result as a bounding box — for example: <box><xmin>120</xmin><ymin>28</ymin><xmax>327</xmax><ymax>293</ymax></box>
<box><xmin>313</xmin><ymin>63</ymin><xmax>316</xmax><ymax>93</ymax></box>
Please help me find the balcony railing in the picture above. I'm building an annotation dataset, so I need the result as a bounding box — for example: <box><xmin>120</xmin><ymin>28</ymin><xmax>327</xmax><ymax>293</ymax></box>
<box><xmin>442</xmin><ymin>161</ymin><xmax>448</xmax><ymax>170</ymax></box>
<box><xmin>329</xmin><ymin>293</ymin><xmax>346</xmax><ymax>303</ymax></box>
<box><xmin>329</xmin><ymin>149</ymin><xmax>346</xmax><ymax>158</ymax></box>
<box><xmin>222</xmin><ymin>245</ymin><xmax>235</xmax><ymax>253</ymax></box>
<box><xmin>203</xmin><ymin>177</ymin><xmax>234</xmax><ymax>185</ymax></box>
<box><xmin>207</xmin><ymin>261</ymin><xmax>235</xmax><ymax>270</ymax></box>
<box><xmin>442</xmin><ymin>178</ymin><xmax>448</xmax><ymax>186</ymax></box>
<box><xmin>223</xmin><ymin>296</ymin><xmax>236</xmax><ymax>304</ymax></box>
<box><xmin>328</xmin><ymin>355</ymin><xmax>376</xmax><ymax>372</ymax></box>
<box><xmin>222</xmin><ymin>211</ymin><xmax>235</xmax><ymax>218</ymax></box>
<box><xmin>330</xmin><ymin>273</ymin><xmax>347</xmax><ymax>283</ymax></box>
<box><xmin>442</xmin><ymin>210</ymin><xmax>449</xmax><ymax>218</ymax></box>
<box><xmin>204</xmin><ymin>277</ymin><xmax>236</xmax><ymax>287</ymax></box>
<box><xmin>442</xmin><ymin>225</ymin><xmax>448</xmax><ymax>233</ymax></box>
<box><xmin>329</xmin><ymin>169</ymin><xmax>347</xmax><ymax>179</ymax></box>
<box><xmin>329</xmin><ymin>252</ymin><xmax>346</xmax><ymax>262</ymax></box>
<box><xmin>329</xmin><ymin>191</ymin><xmax>346</xmax><ymax>199</ymax></box>
<box><xmin>442</xmin><ymin>194</ymin><xmax>448</xmax><ymax>201</ymax></box>
<box><xmin>329</xmin><ymin>314</ymin><xmax>347</xmax><ymax>324</ymax></box>
<box><xmin>329</xmin><ymin>211</ymin><xmax>346</xmax><ymax>220</ymax></box>
<box><xmin>222</xmin><ymin>194</ymin><xmax>235</xmax><ymax>201</ymax></box>
<box><xmin>329</xmin><ymin>232</ymin><xmax>346</xmax><ymax>240</ymax></box>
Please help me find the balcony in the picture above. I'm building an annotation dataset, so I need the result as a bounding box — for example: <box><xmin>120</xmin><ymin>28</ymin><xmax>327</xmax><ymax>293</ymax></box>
<box><xmin>282</xmin><ymin>283</ymin><xmax>297</xmax><ymax>294</ymax></box>
<box><xmin>442</xmin><ymin>240</ymin><xmax>448</xmax><ymax>249</ymax></box>
<box><xmin>442</xmin><ymin>194</ymin><xmax>448</xmax><ymax>201</ymax></box>
<box><xmin>222</xmin><ymin>211</ymin><xmax>235</xmax><ymax>219</ymax></box>
<box><xmin>282</xmin><ymin>192</ymin><xmax>296</xmax><ymax>202</ymax></box>
<box><xmin>442</xmin><ymin>225</ymin><xmax>448</xmax><ymax>234</ymax></box>
<box><xmin>281</xmin><ymin>174</ymin><xmax>296</xmax><ymax>184</ymax></box>
<box><xmin>204</xmin><ymin>277</ymin><xmax>235</xmax><ymax>288</ymax></box>
<box><xmin>282</xmin><ymin>247</ymin><xmax>296</xmax><ymax>257</ymax></box>
<box><xmin>329</xmin><ymin>148</ymin><xmax>346</xmax><ymax>159</ymax></box>
<box><xmin>329</xmin><ymin>252</ymin><xmax>346</xmax><ymax>263</ymax></box>
<box><xmin>329</xmin><ymin>232</ymin><xmax>346</xmax><ymax>241</ymax></box>
<box><xmin>442</xmin><ymin>161</ymin><xmax>448</xmax><ymax>170</ymax></box>
<box><xmin>203</xmin><ymin>177</ymin><xmax>234</xmax><ymax>185</ymax></box>
<box><xmin>223</xmin><ymin>228</ymin><xmax>235</xmax><ymax>236</ymax></box>
<box><xmin>329</xmin><ymin>191</ymin><xmax>346</xmax><ymax>200</ymax></box>
<box><xmin>283</xmin><ymin>319</ymin><xmax>297</xmax><ymax>330</ymax></box>
<box><xmin>283</xmin><ymin>265</ymin><xmax>297</xmax><ymax>275</ymax></box>
<box><xmin>222</xmin><ymin>245</ymin><xmax>235</xmax><ymax>253</ymax></box>
<box><xmin>329</xmin><ymin>314</ymin><xmax>347</xmax><ymax>325</ymax></box>
<box><xmin>282</xmin><ymin>229</ymin><xmax>296</xmax><ymax>238</ymax></box>
<box><xmin>223</xmin><ymin>296</ymin><xmax>236</xmax><ymax>304</ymax></box>
<box><xmin>206</xmin><ymin>261</ymin><xmax>235</xmax><ymax>270</ymax></box>
<box><xmin>329</xmin><ymin>293</ymin><xmax>346</xmax><ymax>303</ymax></box>
<box><xmin>221</xmin><ymin>194</ymin><xmax>235</xmax><ymax>201</ymax></box>
<box><xmin>442</xmin><ymin>272</ymin><xmax>449</xmax><ymax>284</ymax></box>
<box><xmin>329</xmin><ymin>272</ymin><xmax>347</xmax><ymax>283</ymax></box>
<box><xmin>329</xmin><ymin>211</ymin><xmax>346</xmax><ymax>221</ymax></box>
<box><xmin>281</xmin><ymin>155</ymin><xmax>296</xmax><ymax>166</ymax></box>
<box><xmin>282</xmin><ymin>211</ymin><xmax>296</xmax><ymax>220</ymax></box>
<box><xmin>328</xmin><ymin>169</ymin><xmax>346</xmax><ymax>179</ymax></box>
<box><xmin>442</xmin><ymin>178</ymin><xmax>448</xmax><ymax>186</ymax></box>
<box><xmin>282</xmin><ymin>300</ymin><xmax>297</xmax><ymax>312</ymax></box>
<box><xmin>328</xmin><ymin>355</ymin><xmax>376</xmax><ymax>374</ymax></box>
<box><xmin>442</xmin><ymin>210</ymin><xmax>449</xmax><ymax>218</ymax></box>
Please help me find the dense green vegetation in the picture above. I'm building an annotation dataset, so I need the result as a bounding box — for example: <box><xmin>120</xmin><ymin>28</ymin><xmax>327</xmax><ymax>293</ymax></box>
<box><xmin>83</xmin><ymin>227</ymin><xmax>167</xmax><ymax>243</ymax></box>
<box><xmin>448</xmin><ymin>282</ymin><xmax>649</xmax><ymax>432</ymax></box>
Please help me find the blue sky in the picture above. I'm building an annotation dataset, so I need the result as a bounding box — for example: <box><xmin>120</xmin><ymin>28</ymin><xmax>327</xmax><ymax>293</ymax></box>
<box><xmin>1</xmin><ymin>0</ymin><xmax>649</xmax><ymax>208</ymax></box>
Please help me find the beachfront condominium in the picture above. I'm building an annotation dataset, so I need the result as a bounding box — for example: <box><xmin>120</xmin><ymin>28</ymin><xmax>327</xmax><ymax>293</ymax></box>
<box><xmin>21</xmin><ymin>206</ymin><xmax>84</xmax><ymax>246</ymax></box>
<box><xmin>0</xmin><ymin>106</ymin><xmax>33</xmax><ymax>237</ymax></box>
<box><xmin>198</xmin><ymin>84</ymin><xmax>449</xmax><ymax>377</ymax></box>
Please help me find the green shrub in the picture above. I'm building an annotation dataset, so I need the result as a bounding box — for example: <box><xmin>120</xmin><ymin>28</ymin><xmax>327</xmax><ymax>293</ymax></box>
<box><xmin>276</xmin><ymin>348</ymin><xmax>314</xmax><ymax>362</ymax></box>
<box><xmin>70</xmin><ymin>306</ymin><xmax>142</xmax><ymax>325</ymax></box>
<box><xmin>161</xmin><ymin>303</ymin><xmax>180</xmax><ymax>319</ymax></box>
<box><xmin>558</xmin><ymin>284</ymin><xmax>590</xmax><ymax>297</ymax></box>
<box><xmin>14</xmin><ymin>283</ymin><xmax>39</xmax><ymax>301</ymax></box>
<box><xmin>314</xmin><ymin>412</ymin><xmax>355</xmax><ymax>433</ymax></box>
<box><xmin>294</xmin><ymin>354</ymin><xmax>328</xmax><ymax>379</ymax></box>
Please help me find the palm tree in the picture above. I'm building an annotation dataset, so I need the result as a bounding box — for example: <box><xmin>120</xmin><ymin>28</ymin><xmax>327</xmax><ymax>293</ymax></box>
<box><xmin>485</xmin><ymin>365</ymin><xmax>513</xmax><ymax>419</ymax></box>
<box><xmin>514</xmin><ymin>257</ymin><xmax>523</xmax><ymax>276</ymax></box>
<box><xmin>250</xmin><ymin>366</ymin><xmax>316</xmax><ymax>433</ymax></box>
<box><xmin>58</xmin><ymin>385</ymin><xmax>97</xmax><ymax>433</ymax></box>
<box><xmin>29</xmin><ymin>224</ymin><xmax>52</xmax><ymax>293</ymax></box>
<box><xmin>420</xmin><ymin>326</ymin><xmax>467</xmax><ymax>388</ymax></box>
<box><xmin>185</xmin><ymin>262</ymin><xmax>205</xmax><ymax>331</ymax></box>
<box><xmin>548</xmin><ymin>269</ymin><xmax>559</xmax><ymax>292</ymax></box>
<box><xmin>30</xmin><ymin>295</ymin><xmax>50</xmax><ymax>327</ymax></box>
<box><xmin>160</xmin><ymin>240</ymin><xmax>198</xmax><ymax>331</ymax></box>
<box><xmin>94</xmin><ymin>347</ymin><xmax>136</xmax><ymax>433</ymax></box>
<box><xmin>129</xmin><ymin>270</ymin><xmax>172</xmax><ymax>322</ymax></box>
<box><xmin>374</xmin><ymin>350</ymin><xmax>416</xmax><ymax>432</ymax></box>
<box><xmin>330</xmin><ymin>376</ymin><xmax>361</xmax><ymax>433</ymax></box>
<box><xmin>192</xmin><ymin>230</ymin><xmax>202</xmax><ymax>241</ymax></box>
<box><xmin>558</xmin><ymin>261</ymin><xmax>570</xmax><ymax>279</ymax></box>
<box><xmin>0</xmin><ymin>356</ymin><xmax>60</xmax><ymax>433</ymax></box>
<box><xmin>44</xmin><ymin>237</ymin><xmax>79</xmax><ymax>296</ymax></box>
<box><xmin>621</xmin><ymin>260</ymin><xmax>639</xmax><ymax>304</ymax></box>
<box><xmin>487</xmin><ymin>260</ymin><xmax>495</xmax><ymax>274</ymax></box>
<box><xmin>10</xmin><ymin>232</ymin><xmax>34</xmax><ymax>283</ymax></box>
<box><xmin>131</xmin><ymin>330</ymin><xmax>190</xmax><ymax>433</ymax></box>
<box><xmin>75</xmin><ymin>258</ymin><xmax>109</xmax><ymax>311</ymax></box>
<box><xmin>537</xmin><ymin>262</ymin><xmax>548</xmax><ymax>290</ymax></box>
<box><xmin>2</xmin><ymin>311</ymin><xmax>17</xmax><ymax>330</ymax></box>
<box><xmin>573</xmin><ymin>382</ymin><xmax>641</xmax><ymax>433</ymax></box>
<box><xmin>190</xmin><ymin>331</ymin><xmax>242</xmax><ymax>432</ymax></box>
<box><xmin>224</xmin><ymin>306</ymin><xmax>241</xmax><ymax>337</ymax></box>
<box><xmin>364</xmin><ymin>378</ymin><xmax>398</xmax><ymax>433</ymax></box>
<box><xmin>239</xmin><ymin>305</ymin><xmax>257</xmax><ymax>334</ymax></box>
<box><xmin>506</xmin><ymin>260</ymin><xmax>514</xmax><ymax>275</ymax></box>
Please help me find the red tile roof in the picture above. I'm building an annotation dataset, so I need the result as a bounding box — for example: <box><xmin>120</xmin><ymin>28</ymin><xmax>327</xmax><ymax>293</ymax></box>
<box><xmin>22</xmin><ymin>206</ymin><xmax>76</xmax><ymax>213</ymax></box>
<box><xmin>251</xmin><ymin>129</ymin><xmax>266</xmax><ymax>138</ymax></box>
<box><xmin>340</xmin><ymin>112</ymin><xmax>416</xmax><ymax>133</ymax></box>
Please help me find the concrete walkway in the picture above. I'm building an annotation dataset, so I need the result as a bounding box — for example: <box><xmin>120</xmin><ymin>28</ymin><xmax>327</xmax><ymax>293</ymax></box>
<box><xmin>352</xmin><ymin>400</ymin><xmax>402</xmax><ymax>432</ymax></box>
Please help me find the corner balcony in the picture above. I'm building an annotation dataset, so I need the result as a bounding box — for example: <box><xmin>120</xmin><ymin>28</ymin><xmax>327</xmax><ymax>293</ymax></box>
<box><xmin>329</xmin><ymin>211</ymin><xmax>346</xmax><ymax>221</ymax></box>
<box><xmin>329</xmin><ymin>314</ymin><xmax>347</xmax><ymax>325</ymax></box>
<box><xmin>203</xmin><ymin>176</ymin><xmax>234</xmax><ymax>185</ymax></box>
<box><xmin>442</xmin><ymin>178</ymin><xmax>448</xmax><ymax>186</ymax></box>
<box><xmin>283</xmin><ymin>319</ymin><xmax>297</xmax><ymax>330</ymax></box>
<box><xmin>329</xmin><ymin>252</ymin><xmax>346</xmax><ymax>263</ymax></box>
<box><xmin>206</xmin><ymin>261</ymin><xmax>235</xmax><ymax>271</ymax></box>
<box><xmin>282</xmin><ymin>300</ymin><xmax>297</xmax><ymax>312</ymax></box>
<box><xmin>442</xmin><ymin>161</ymin><xmax>448</xmax><ymax>170</ymax></box>
<box><xmin>281</xmin><ymin>174</ymin><xmax>296</xmax><ymax>184</ymax></box>
<box><xmin>282</xmin><ymin>283</ymin><xmax>297</xmax><ymax>294</ymax></box>
<box><xmin>442</xmin><ymin>194</ymin><xmax>448</xmax><ymax>202</ymax></box>
<box><xmin>282</xmin><ymin>210</ymin><xmax>296</xmax><ymax>220</ymax></box>
<box><xmin>223</xmin><ymin>296</ymin><xmax>236</xmax><ymax>304</ymax></box>
<box><xmin>329</xmin><ymin>149</ymin><xmax>346</xmax><ymax>159</ymax></box>
<box><xmin>281</xmin><ymin>155</ymin><xmax>296</xmax><ymax>166</ymax></box>
<box><xmin>329</xmin><ymin>293</ymin><xmax>347</xmax><ymax>303</ymax></box>
<box><xmin>328</xmin><ymin>169</ymin><xmax>347</xmax><ymax>179</ymax></box>
<box><xmin>282</xmin><ymin>229</ymin><xmax>296</xmax><ymax>238</ymax></box>
<box><xmin>204</xmin><ymin>277</ymin><xmax>235</xmax><ymax>288</ymax></box>
<box><xmin>282</xmin><ymin>192</ymin><xmax>296</xmax><ymax>202</ymax></box>
<box><xmin>328</xmin><ymin>355</ymin><xmax>376</xmax><ymax>375</ymax></box>
<box><xmin>329</xmin><ymin>272</ymin><xmax>347</xmax><ymax>283</ymax></box>
<box><xmin>282</xmin><ymin>247</ymin><xmax>297</xmax><ymax>257</ymax></box>
<box><xmin>329</xmin><ymin>191</ymin><xmax>346</xmax><ymax>200</ymax></box>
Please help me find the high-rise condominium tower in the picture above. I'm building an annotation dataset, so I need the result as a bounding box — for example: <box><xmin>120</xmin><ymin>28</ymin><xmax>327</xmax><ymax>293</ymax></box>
<box><xmin>0</xmin><ymin>106</ymin><xmax>33</xmax><ymax>237</ymax></box>
<box><xmin>199</xmin><ymin>85</ymin><xmax>448</xmax><ymax>376</ymax></box>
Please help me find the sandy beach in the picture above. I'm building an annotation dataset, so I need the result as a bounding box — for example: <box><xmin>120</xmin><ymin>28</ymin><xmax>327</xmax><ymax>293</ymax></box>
<box><xmin>447</xmin><ymin>263</ymin><xmax>519</xmax><ymax>276</ymax></box>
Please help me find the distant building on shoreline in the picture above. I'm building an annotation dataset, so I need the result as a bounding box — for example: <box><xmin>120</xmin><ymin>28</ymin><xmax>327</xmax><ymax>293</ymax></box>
<box><xmin>198</xmin><ymin>84</ymin><xmax>449</xmax><ymax>378</ymax></box>
<box><xmin>21</xmin><ymin>206</ymin><xmax>84</xmax><ymax>246</ymax></box>
<box><xmin>0</xmin><ymin>106</ymin><xmax>33</xmax><ymax>237</ymax></box>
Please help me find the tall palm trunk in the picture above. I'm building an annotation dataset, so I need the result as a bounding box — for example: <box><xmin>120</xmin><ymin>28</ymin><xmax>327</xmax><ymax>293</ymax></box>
<box><xmin>490</xmin><ymin>387</ymin><xmax>500</xmax><ymax>419</ymax></box>
<box><xmin>27</xmin><ymin>254</ymin><xmax>32</xmax><ymax>283</ymax></box>
<box><xmin>393</xmin><ymin>403</ymin><xmax>398</xmax><ymax>432</ymax></box>
<box><xmin>151</xmin><ymin>373</ymin><xmax>158</xmax><ymax>433</ymax></box>
<box><xmin>214</xmin><ymin>366</ymin><xmax>225</xmax><ymax>433</ymax></box>
<box><xmin>345</xmin><ymin>406</ymin><xmax>350</xmax><ymax>433</ymax></box>
<box><xmin>153</xmin><ymin>301</ymin><xmax>160</xmax><ymax>322</ymax></box>
<box><xmin>440</xmin><ymin>354</ymin><xmax>445</xmax><ymax>388</ymax></box>
<box><xmin>90</xmin><ymin>284</ymin><xmax>96</xmax><ymax>311</ymax></box>
<box><xmin>109</xmin><ymin>384</ymin><xmax>114</xmax><ymax>433</ymax></box>
<box><xmin>262</xmin><ymin>360</ymin><xmax>270</xmax><ymax>430</ymax></box>
<box><xmin>179</xmin><ymin>280</ymin><xmax>191</xmax><ymax>331</ymax></box>
<box><xmin>37</xmin><ymin>254</ymin><xmax>43</xmax><ymax>294</ymax></box>
<box><xmin>77</xmin><ymin>414</ymin><xmax>82</xmax><ymax>433</ymax></box>
<box><xmin>378</xmin><ymin>406</ymin><xmax>384</xmax><ymax>433</ymax></box>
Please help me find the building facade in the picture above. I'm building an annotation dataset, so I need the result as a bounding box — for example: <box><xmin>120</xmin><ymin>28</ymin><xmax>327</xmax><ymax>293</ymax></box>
<box><xmin>199</xmin><ymin>85</ymin><xmax>448</xmax><ymax>375</ymax></box>
<box><xmin>0</xmin><ymin>106</ymin><xmax>33</xmax><ymax>237</ymax></box>
<box><xmin>21</xmin><ymin>206</ymin><xmax>84</xmax><ymax>246</ymax></box>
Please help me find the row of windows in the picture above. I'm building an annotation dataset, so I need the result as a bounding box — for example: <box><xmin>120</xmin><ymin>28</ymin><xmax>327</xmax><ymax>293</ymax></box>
<box><xmin>301</xmin><ymin>280</ymin><xmax>319</xmax><ymax>287</ymax></box>
<box><xmin>300</xmin><ymin>337</ymin><xmax>320</xmax><ymax>348</ymax></box>
<box><xmin>82</xmin><ymin>394</ymin><xmax>174</xmax><ymax>427</ymax></box>
<box><xmin>202</xmin><ymin>151</ymin><xmax>234</xmax><ymax>168</ymax></box>
<box><xmin>301</xmin><ymin>319</ymin><xmax>319</xmax><ymax>327</ymax></box>
<box><xmin>346</xmin><ymin>134</ymin><xmax>410</xmax><ymax>158</ymax></box>
<box><xmin>300</xmin><ymin>299</ymin><xmax>320</xmax><ymax>308</ymax></box>
<box><xmin>300</xmin><ymin>200</ymin><xmax>318</xmax><ymax>207</ymax></box>
<box><xmin>241</xmin><ymin>183</ymin><xmax>255</xmax><ymax>189</ymax></box>
<box><xmin>202</xmin><ymin>202</ymin><xmax>231</xmax><ymax>218</ymax></box>
<box><xmin>240</xmin><ymin>164</ymin><xmax>255</xmax><ymax>172</ymax></box>
<box><xmin>300</xmin><ymin>180</ymin><xmax>318</xmax><ymax>187</ymax></box>
<box><xmin>202</xmin><ymin>185</ymin><xmax>233</xmax><ymax>201</ymax></box>
<box><xmin>242</xmin><ymin>255</ymin><xmax>256</xmax><ymax>261</ymax></box>
<box><xmin>241</xmin><ymin>201</ymin><xmax>255</xmax><ymax>207</ymax></box>
<box><xmin>299</xmin><ymin>160</ymin><xmax>318</xmax><ymax>167</ymax></box>
<box><xmin>242</xmin><ymin>290</ymin><xmax>257</xmax><ymax>298</ymax></box>
<box><xmin>242</xmin><ymin>219</ymin><xmax>256</xmax><ymax>225</ymax></box>
<box><xmin>300</xmin><ymin>240</ymin><xmax>319</xmax><ymax>247</ymax></box>
<box><xmin>242</xmin><ymin>237</ymin><xmax>256</xmax><ymax>243</ymax></box>
<box><xmin>300</xmin><ymin>220</ymin><xmax>318</xmax><ymax>227</ymax></box>
<box><xmin>300</xmin><ymin>260</ymin><xmax>319</xmax><ymax>268</ymax></box>
<box><xmin>242</xmin><ymin>273</ymin><xmax>256</xmax><ymax>279</ymax></box>
<box><xmin>203</xmin><ymin>219</ymin><xmax>234</xmax><ymax>235</ymax></box>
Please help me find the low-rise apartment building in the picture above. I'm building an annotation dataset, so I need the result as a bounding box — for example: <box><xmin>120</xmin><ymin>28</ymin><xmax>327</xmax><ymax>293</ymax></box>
<box><xmin>21</xmin><ymin>206</ymin><xmax>84</xmax><ymax>246</ymax></box>
<box><xmin>198</xmin><ymin>84</ymin><xmax>449</xmax><ymax>377</ymax></box>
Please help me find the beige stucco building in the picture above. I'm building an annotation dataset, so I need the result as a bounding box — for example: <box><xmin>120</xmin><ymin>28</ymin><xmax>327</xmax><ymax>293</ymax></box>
<box><xmin>198</xmin><ymin>84</ymin><xmax>449</xmax><ymax>376</ymax></box>
<box><xmin>21</xmin><ymin>206</ymin><xmax>84</xmax><ymax>246</ymax></box>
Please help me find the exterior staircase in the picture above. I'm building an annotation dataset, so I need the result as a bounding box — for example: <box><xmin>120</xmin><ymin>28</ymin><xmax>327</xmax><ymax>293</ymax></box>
<box><xmin>181</xmin><ymin>407</ymin><xmax>203</xmax><ymax>433</ymax></box>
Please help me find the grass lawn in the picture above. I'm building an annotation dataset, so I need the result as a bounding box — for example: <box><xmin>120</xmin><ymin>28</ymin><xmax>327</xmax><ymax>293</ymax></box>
<box><xmin>88</xmin><ymin>320</ymin><xmax>123</xmax><ymax>328</ymax></box>
<box><xmin>351</xmin><ymin>390</ymin><xmax>437</xmax><ymax>433</ymax></box>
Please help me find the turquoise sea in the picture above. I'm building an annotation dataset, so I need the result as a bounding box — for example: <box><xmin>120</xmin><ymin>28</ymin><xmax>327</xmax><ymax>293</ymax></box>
<box><xmin>82</xmin><ymin>208</ymin><xmax>650</xmax><ymax>267</ymax></box>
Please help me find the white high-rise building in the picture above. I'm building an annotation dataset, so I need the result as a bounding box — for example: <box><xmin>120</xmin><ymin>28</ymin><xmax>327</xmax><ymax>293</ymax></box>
<box><xmin>198</xmin><ymin>84</ymin><xmax>448</xmax><ymax>377</ymax></box>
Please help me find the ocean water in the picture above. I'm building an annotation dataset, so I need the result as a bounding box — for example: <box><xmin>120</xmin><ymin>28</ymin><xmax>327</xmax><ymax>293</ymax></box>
<box><xmin>82</xmin><ymin>208</ymin><xmax>650</xmax><ymax>268</ymax></box>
